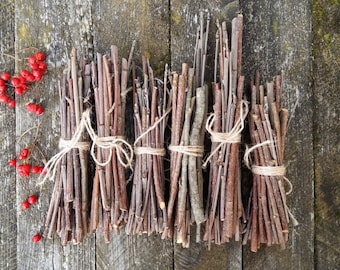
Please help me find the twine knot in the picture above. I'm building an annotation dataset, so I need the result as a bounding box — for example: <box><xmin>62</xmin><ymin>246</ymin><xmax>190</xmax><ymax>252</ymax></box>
<box><xmin>82</xmin><ymin>110</ymin><xmax>133</xmax><ymax>168</ymax></box>
<box><xmin>203</xmin><ymin>100</ymin><xmax>248</xmax><ymax>168</ymax></box>
<box><xmin>39</xmin><ymin>108</ymin><xmax>134</xmax><ymax>185</ymax></box>
<box><xmin>243</xmin><ymin>140</ymin><xmax>298</xmax><ymax>226</ymax></box>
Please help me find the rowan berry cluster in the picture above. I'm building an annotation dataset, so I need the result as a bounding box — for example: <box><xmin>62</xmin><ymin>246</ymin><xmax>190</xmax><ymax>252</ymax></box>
<box><xmin>3</xmin><ymin>50</ymin><xmax>47</xmax><ymax>244</ymax></box>
<box><xmin>10</xmin><ymin>144</ymin><xmax>45</xmax><ymax>243</ymax></box>
<box><xmin>0</xmin><ymin>51</ymin><xmax>46</xmax><ymax>113</ymax></box>
<box><xmin>9</xmin><ymin>147</ymin><xmax>46</xmax><ymax>178</ymax></box>
<box><xmin>21</xmin><ymin>194</ymin><xmax>38</xmax><ymax>210</ymax></box>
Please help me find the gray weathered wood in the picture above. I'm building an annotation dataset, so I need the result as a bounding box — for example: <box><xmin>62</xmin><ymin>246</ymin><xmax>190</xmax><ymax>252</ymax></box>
<box><xmin>1</xmin><ymin>0</ymin><xmax>338</xmax><ymax>269</ymax></box>
<box><xmin>92</xmin><ymin>1</ymin><xmax>174</xmax><ymax>269</ymax></box>
<box><xmin>92</xmin><ymin>0</ymin><xmax>170</xmax><ymax>73</ymax></box>
<box><xmin>240</xmin><ymin>0</ymin><xmax>314</xmax><ymax>268</ymax></box>
<box><xmin>0</xmin><ymin>1</ymin><xmax>16</xmax><ymax>269</ymax></box>
<box><xmin>313</xmin><ymin>1</ymin><xmax>340</xmax><ymax>269</ymax></box>
<box><xmin>15</xmin><ymin>1</ymin><xmax>95</xmax><ymax>269</ymax></box>
<box><xmin>170</xmin><ymin>1</ymin><xmax>242</xmax><ymax>269</ymax></box>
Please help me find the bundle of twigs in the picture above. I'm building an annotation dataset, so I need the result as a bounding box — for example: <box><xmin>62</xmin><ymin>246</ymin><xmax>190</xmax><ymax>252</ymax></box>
<box><xmin>166</xmin><ymin>12</ymin><xmax>209</xmax><ymax>247</ymax></box>
<box><xmin>89</xmin><ymin>45</ymin><xmax>134</xmax><ymax>241</ymax></box>
<box><xmin>43</xmin><ymin>48</ymin><xmax>91</xmax><ymax>245</ymax></box>
<box><xmin>203</xmin><ymin>15</ymin><xmax>246</xmax><ymax>248</ymax></box>
<box><xmin>125</xmin><ymin>57</ymin><xmax>170</xmax><ymax>236</ymax></box>
<box><xmin>243</xmin><ymin>71</ymin><xmax>296</xmax><ymax>252</ymax></box>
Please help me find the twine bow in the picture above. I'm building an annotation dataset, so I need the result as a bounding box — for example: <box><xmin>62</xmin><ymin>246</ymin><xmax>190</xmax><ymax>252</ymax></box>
<box><xmin>82</xmin><ymin>110</ymin><xmax>133</xmax><ymax>168</ymax></box>
<box><xmin>39</xmin><ymin>108</ymin><xmax>134</xmax><ymax>185</ymax></box>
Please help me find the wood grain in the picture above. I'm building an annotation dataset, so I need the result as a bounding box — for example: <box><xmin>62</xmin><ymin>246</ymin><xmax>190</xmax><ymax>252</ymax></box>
<box><xmin>313</xmin><ymin>1</ymin><xmax>340</xmax><ymax>269</ymax></box>
<box><xmin>240</xmin><ymin>0</ymin><xmax>314</xmax><ymax>268</ymax></box>
<box><xmin>1</xmin><ymin>0</ymin><xmax>336</xmax><ymax>269</ymax></box>
<box><xmin>15</xmin><ymin>1</ymin><xmax>95</xmax><ymax>269</ymax></box>
<box><xmin>0</xmin><ymin>1</ymin><xmax>16</xmax><ymax>269</ymax></box>
<box><xmin>92</xmin><ymin>0</ymin><xmax>170</xmax><ymax>74</ymax></box>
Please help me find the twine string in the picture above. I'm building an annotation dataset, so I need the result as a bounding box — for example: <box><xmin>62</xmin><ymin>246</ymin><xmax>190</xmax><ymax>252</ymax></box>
<box><xmin>134</xmin><ymin>147</ymin><xmax>166</xmax><ymax>156</ymax></box>
<box><xmin>168</xmin><ymin>145</ymin><xmax>204</xmax><ymax>157</ymax></box>
<box><xmin>243</xmin><ymin>140</ymin><xmax>297</xmax><ymax>225</ymax></box>
<box><xmin>134</xmin><ymin>108</ymin><xmax>171</xmax><ymax>147</ymax></box>
<box><xmin>58</xmin><ymin>139</ymin><xmax>90</xmax><ymax>151</ymax></box>
<box><xmin>132</xmin><ymin>108</ymin><xmax>171</xmax><ymax>158</ymax></box>
<box><xmin>82</xmin><ymin>110</ymin><xmax>133</xmax><ymax>168</ymax></box>
<box><xmin>203</xmin><ymin>100</ymin><xmax>249</xmax><ymax>168</ymax></box>
<box><xmin>38</xmin><ymin>111</ymin><xmax>91</xmax><ymax>185</ymax></box>
<box><xmin>38</xmin><ymin>108</ymin><xmax>134</xmax><ymax>185</ymax></box>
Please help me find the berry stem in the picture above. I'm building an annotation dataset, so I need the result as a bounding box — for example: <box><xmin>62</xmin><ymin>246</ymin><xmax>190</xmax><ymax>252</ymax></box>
<box><xmin>17</xmin><ymin>122</ymin><xmax>41</xmax><ymax>144</ymax></box>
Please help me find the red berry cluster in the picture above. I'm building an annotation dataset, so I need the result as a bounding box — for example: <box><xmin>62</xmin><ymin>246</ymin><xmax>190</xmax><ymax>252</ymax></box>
<box><xmin>21</xmin><ymin>194</ymin><xmax>38</xmax><ymax>210</ymax></box>
<box><xmin>0</xmin><ymin>51</ymin><xmax>46</xmax><ymax>112</ymax></box>
<box><xmin>20</xmin><ymin>193</ymin><xmax>42</xmax><ymax>243</ymax></box>
<box><xmin>2</xmin><ymin>49</ymin><xmax>47</xmax><ymax>244</ymax></box>
<box><xmin>8</xmin><ymin>147</ymin><xmax>45</xmax><ymax>178</ymax></box>
<box><xmin>27</xmin><ymin>103</ymin><xmax>44</xmax><ymax>115</ymax></box>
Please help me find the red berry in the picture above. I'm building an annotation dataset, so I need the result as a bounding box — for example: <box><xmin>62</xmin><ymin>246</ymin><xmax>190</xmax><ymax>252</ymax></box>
<box><xmin>15</xmin><ymin>87</ymin><xmax>24</xmax><ymax>95</ymax></box>
<box><xmin>17</xmin><ymin>154</ymin><xmax>28</xmax><ymax>161</ymax></box>
<box><xmin>0</xmin><ymin>94</ymin><xmax>9</xmax><ymax>103</ymax></box>
<box><xmin>32</xmin><ymin>69</ymin><xmax>43</xmax><ymax>81</ymax></box>
<box><xmin>18</xmin><ymin>75</ymin><xmax>26</xmax><ymax>84</ymax></box>
<box><xmin>17</xmin><ymin>164</ymin><xmax>31</xmax><ymax>177</ymax></box>
<box><xmin>26</xmin><ymin>103</ymin><xmax>37</xmax><ymax>113</ymax></box>
<box><xmin>35</xmin><ymin>52</ymin><xmax>45</xmax><ymax>61</ymax></box>
<box><xmin>38</xmin><ymin>62</ymin><xmax>47</xmax><ymax>72</ymax></box>
<box><xmin>8</xmin><ymin>158</ymin><xmax>16</xmax><ymax>166</ymax></box>
<box><xmin>26</xmin><ymin>73</ymin><xmax>35</xmax><ymax>82</ymax></box>
<box><xmin>28</xmin><ymin>56</ymin><xmax>36</xmax><ymax>65</ymax></box>
<box><xmin>27</xmin><ymin>194</ymin><xmax>38</xmax><ymax>205</ymax></box>
<box><xmin>21</xmin><ymin>200</ymin><xmax>30</xmax><ymax>210</ymax></box>
<box><xmin>21</xmin><ymin>83</ymin><xmax>28</xmax><ymax>91</ymax></box>
<box><xmin>0</xmin><ymin>85</ymin><xmax>6</xmax><ymax>93</ymax></box>
<box><xmin>35</xmin><ymin>105</ymin><xmax>44</xmax><ymax>115</ymax></box>
<box><xmin>32</xmin><ymin>69</ymin><xmax>42</xmax><ymax>78</ymax></box>
<box><xmin>11</xmin><ymin>77</ymin><xmax>20</xmax><ymax>87</ymax></box>
<box><xmin>18</xmin><ymin>148</ymin><xmax>29</xmax><ymax>160</ymax></box>
<box><xmin>1</xmin><ymin>72</ymin><xmax>11</xmax><ymax>81</ymax></box>
<box><xmin>32</xmin><ymin>234</ymin><xmax>42</xmax><ymax>243</ymax></box>
<box><xmin>20</xmin><ymin>69</ymin><xmax>30</xmax><ymax>78</ymax></box>
<box><xmin>34</xmin><ymin>75</ymin><xmax>42</xmax><ymax>82</ymax></box>
<box><xmin>0</xmin><ymin>79</ymin><xmax>5</xmax><ymax>86</ymax></box>
<box><xmin>8</xmin><ymin>99</ymin><xmax>16</xmax><ymax>108</ymax></box>
<box><xmin>31</xmin><ymin>165</ymin><xmax>44</xmax><ymax>174</ymax></box>
<box><xmin>29</xmin><ymin>62</ymin><xmax>39</xmax><ymax>70</ymax></box>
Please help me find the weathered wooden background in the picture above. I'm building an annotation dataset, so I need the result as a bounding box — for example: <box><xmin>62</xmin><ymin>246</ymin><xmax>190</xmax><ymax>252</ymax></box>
<box><xmin>0</xmin><ymin>0</ymin><xmax>339</xmax><ymax>269</ymax></box>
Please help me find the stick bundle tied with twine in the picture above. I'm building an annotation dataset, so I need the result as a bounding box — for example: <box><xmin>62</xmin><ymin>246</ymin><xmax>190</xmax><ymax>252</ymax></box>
<box><xmin>203</xmin><ymin>14</ymin><xmax>247</xmax><ymax>249</ymax></box>
<box><xmin>42</xmin><ymin>48</ymin><xmax>91</xmax><ymax>245</ymax></box>
<box><xmin>165</xmin><ymin>11</ymin><xmax>209</xmax><ymax>247</ymax></box>
<box><xmin>42</xmin><ymin>46</ymin><xmax>135</xmax><ymax>244</ymax></box>
<box><xmin>89</xmin><ymin>45</ymin><xmax>134</xmax><ymax>242</ymax></box>
<box><xmin>242</xmin><ymin>71</ymin><xmax>297</xmax><ymax>252</ymax></box>
<box><xmin>125</xmin><ymin>57</ymin><xmax>170</xmax><ymax>236</ymax></box>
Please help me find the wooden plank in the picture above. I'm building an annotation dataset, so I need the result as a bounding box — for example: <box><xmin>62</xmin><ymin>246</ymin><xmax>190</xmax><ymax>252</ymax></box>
<box><xmin>170</xmin><ymin>1</ymin><xmax>242</xmax><ymax>269</ymax></box>
<box><xmin>92</xmin><ymin>1</ymin><xmax>174</xmax><ymax>269</ymax></box>
<box><xmin>312</xmin><ymin>1</ymin><xmax>340</xmax><ymax>268</ymax></box>
<box><xmin>0</xmin><ymin>1</ymin><xmax>16</xmax><ymax>269</ymax></box>
<box><xmin>92</xmin><ymin>0</ymin><xmax>170</xmax><ymax>74</ymax></box>
<box><xmin>15</xmin><ymin>1</ymin><xmax>95</xmax><ymax>269</ymax></box>
<box><xmin>241</xmin><ymin>0</ymin><xmax>314</xmax><ymax>268</ymax></box>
